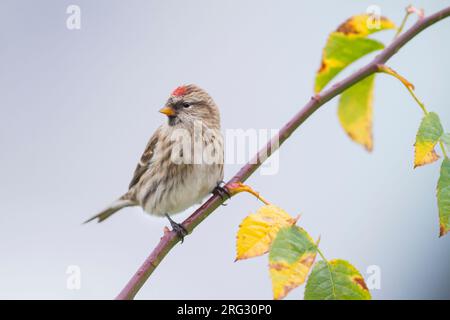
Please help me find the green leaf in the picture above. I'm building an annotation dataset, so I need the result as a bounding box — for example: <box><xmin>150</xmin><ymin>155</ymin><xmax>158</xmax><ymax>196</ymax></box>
<box><xmin>437</xmin><ymin>158</ymin><xmax>450</xmax><ymax>237</ymax></box>
<box><xmin>314</xmin><ymin>14</ymin><xmax>395</xmax><ymax>93</ymax></box>
<box><xmin>414</xmin><ymin>112</ymin><xmax>443</xmax><ymax>168</ymax></box>
<box><xmin>269</xmin><ymin>226</ymin><xmax>318</xmax><ymax>300</ymax></box>
<box><xmin>315</xmin><ymin>35</ymin><xmax>383</xmax><ymax>93</ymax></box>
<box><xmin>304</xmin><ymin>259</ymin><xmax>371</xmax><ymax>300</ymax></box>
<box><xmin>338</xmin><ymin>75</ymin><xmax>375</xmax><ymax>151</ymax></box>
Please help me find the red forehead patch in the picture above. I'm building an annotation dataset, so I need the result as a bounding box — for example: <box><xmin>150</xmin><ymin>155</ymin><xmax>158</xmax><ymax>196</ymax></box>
<box><xmin>171</xmin><ymin>86</ymin><xmax>187</xmax><ymax>97</ymax></box>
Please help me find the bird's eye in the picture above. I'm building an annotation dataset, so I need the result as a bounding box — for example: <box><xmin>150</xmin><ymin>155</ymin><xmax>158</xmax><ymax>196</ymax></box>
<box><xmin>182</xmin><ymin>102</ymin><xmax>191</xmax><ymax>108</ymax></box>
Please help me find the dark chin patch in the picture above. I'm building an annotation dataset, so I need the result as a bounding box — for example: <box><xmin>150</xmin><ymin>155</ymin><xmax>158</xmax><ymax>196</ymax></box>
<box><xmin>168</xmin><ymin>116</ymin><xmax>178</xmax><ymax>126</ymax></box>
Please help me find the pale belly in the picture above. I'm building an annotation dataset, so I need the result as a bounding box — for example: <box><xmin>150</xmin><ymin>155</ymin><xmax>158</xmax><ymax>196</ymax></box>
<box><xmin>138</xmin><ymin>163</ymin><xmax>223</xmax><ymax>217</ymax></box>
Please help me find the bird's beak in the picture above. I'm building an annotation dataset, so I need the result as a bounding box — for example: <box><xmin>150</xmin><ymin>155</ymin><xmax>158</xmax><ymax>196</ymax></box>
<box><xmin>159</xmin><ymin>106</ymin><xmax>176</xmax><ymax>117</ymax></box>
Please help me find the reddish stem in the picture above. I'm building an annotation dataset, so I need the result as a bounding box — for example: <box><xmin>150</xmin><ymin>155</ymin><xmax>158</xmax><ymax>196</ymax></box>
<box><xmin>116</xmin><ymin>6</ymin><xmax>450</xmax><ymax>300</ymax></box>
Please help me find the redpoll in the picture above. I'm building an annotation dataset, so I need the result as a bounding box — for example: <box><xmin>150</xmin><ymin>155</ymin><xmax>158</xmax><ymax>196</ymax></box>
<box><xmin>85</xmin><ymin>85</ymin><xmax>225</xmax><ymax>240</ymax></box>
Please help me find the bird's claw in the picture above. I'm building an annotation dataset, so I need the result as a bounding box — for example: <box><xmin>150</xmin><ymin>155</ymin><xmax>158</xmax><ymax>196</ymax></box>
<box><xmin>171</xmin><ymin>222</ymin><xmax>188</xmax><ymax>243</ymax></box>
<box><xmin>213</xmin><ymin>182</ymin><xmax>231</xmax><ymax>205</ymax></box>
<box><xmin>165</xmin><ymin>214</ymin><xmax>188</xmax><ymax>243</ymax></box>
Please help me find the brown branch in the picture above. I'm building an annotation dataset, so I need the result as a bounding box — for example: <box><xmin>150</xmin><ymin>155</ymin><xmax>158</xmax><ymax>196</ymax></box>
<box><xmin>116</xmin><ymin>6</ymin><xmax>450</xmax><ymax>300</ymax></box>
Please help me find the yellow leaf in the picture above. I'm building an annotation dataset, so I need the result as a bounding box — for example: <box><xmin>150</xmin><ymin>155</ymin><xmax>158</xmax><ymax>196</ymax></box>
<box><xmin>235</xmin><ymin>205</ymin><xmax>297</xmax><ymax>261</ymax></box>
<box><xmin>414</xmin><ymin>112</ymin><xmax>443</xmax><ymax>168</ymax></box>
<box><xmin>415</xmin><ymin>142</ymin><xmax>439</xmax><ymax>167</ymax></box>
<box><xmin>338</xmin><ymin>75</ymin><xmax>375</xmax><ymax>151</ymax></box>
<box><xmin>314</xmin><ymin>15</ymin><xmax>395</xmax><ymax>92</ymax></box>
<box><xmin>336</xmin><ymin>14</ymin><xmax>396</xmax><ymax>37</ymax></box>
<box><xmin>269</xmin><ymin>226</ymin><xmax>318</xmax><ymax>299</ymax></box>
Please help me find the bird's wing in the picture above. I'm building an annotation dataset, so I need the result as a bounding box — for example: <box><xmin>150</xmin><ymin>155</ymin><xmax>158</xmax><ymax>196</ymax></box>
<box><xmin>128</xmin><ymin>127</ymin><xmax>161</xmax><ymax>189</ymax></box>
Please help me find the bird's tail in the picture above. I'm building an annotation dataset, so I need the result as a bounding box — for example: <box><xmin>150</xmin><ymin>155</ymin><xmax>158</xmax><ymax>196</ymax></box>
<box><xmin>84</xmin><ymin>196</ymin><xmax>136</xmax><ymax>224</ymax></box>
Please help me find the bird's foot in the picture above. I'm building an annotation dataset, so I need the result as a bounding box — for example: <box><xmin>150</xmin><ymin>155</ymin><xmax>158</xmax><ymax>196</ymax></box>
<box><xmin>165</xmin><ymin>214</ymin><xmax>188</xmax><ymax>243</ymax></box>
<box><xmin>213</xmin><ymin>181</ymin><xmax>231</xmax><ymax>205</ymax></box>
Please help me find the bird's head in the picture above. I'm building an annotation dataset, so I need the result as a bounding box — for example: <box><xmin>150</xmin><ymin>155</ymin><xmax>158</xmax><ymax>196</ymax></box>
<box><xmin>159</xmin><ymin>84</ymin><xmax>220</xmax><ymax>129</ymax></box>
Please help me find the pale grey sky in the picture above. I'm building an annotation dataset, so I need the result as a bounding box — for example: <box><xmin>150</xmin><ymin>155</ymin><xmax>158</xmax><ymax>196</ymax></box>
<box><xmin>0</xmin><ymin>0</ymin><xmax>449</xmax><ymax>299</ymax></box>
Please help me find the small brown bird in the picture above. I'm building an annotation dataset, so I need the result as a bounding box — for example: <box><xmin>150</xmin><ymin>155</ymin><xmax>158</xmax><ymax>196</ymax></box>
<box><xmin>85</xmin><ymin>84</ymin><xmax>225</xmax><ymax>239</ymax></box>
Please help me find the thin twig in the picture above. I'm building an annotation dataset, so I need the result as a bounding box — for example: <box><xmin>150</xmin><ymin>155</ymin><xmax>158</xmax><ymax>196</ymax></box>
<box><xmin>377</xmin><ymin>64</ymin><xmax>428</xmax><ymax>114</ymax></box>
<box><xmin>439</xmin><ymin>141</ymin><xmax>448</xmax><ymax>159</ymax></box>
<box><xmin>116</xmin><ymin>6</ymin><xmax>450</xmax><ymax>300</ymax></box>
<box><xmin>395</xmin><ymin>5</ymin><xmax>426</xmax><ymax>39</ymax></box>
<box><xmin>377</xmin><ymin>64</ymin><xmax>449</xmax><ymax>159</ymax></box>
<box><xmin>394</xmin><ymin>7</ymin><xmax>412</xmax><ymax>39</ymax></box>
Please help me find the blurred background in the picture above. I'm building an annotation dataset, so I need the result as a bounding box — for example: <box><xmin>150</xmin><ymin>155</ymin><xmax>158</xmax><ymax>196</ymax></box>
<box><xmin>0</xmin><ymin>0</ymin><xmax>449</xmax><ymax>299</ymax></box>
